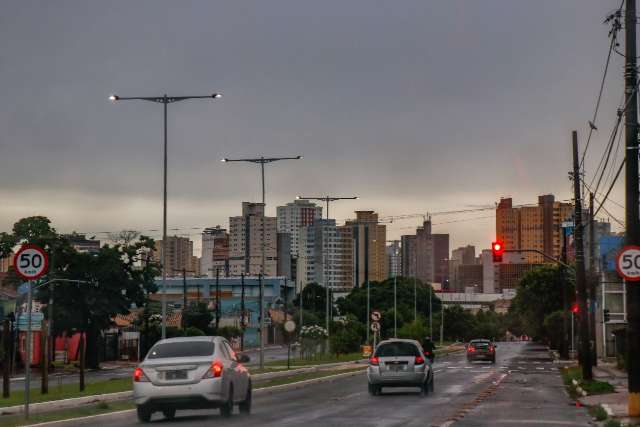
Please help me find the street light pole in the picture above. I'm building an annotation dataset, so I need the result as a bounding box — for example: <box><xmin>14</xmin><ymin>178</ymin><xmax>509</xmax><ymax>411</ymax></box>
<box><xmin>109</xmin><ymin>92</ymin><xmax>221</xmax><ymax>339</ymax></box>
<box><xmin>295</xmin><ymin>196</ymin><xmax>358</xmax><ymax>341</ymax></box>
<box><xmin>222</xmin><ymin>155</ymin><xmax>302</xmax><ymax>369</ymax></box>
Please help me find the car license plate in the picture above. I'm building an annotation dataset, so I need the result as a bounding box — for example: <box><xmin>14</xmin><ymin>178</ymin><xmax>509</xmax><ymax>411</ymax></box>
<box><xmin>389</xmin><ymin>364</ymin><xmax>406</xmax><ymax>372</ymax></box>
<box><xmin>165</xmin><ymin>370</ymin><xmax>187</xmax><ymax>380</ymax></box>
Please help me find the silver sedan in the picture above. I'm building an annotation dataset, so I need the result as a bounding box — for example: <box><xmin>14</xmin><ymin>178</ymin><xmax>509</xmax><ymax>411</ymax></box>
<box><xmin>367</xmin><ymin>339</ymin><xmax>434</xmax><ymax>396</ymax></box>
<box><xmin>132</xmin><ymin>336</ymin><xmax>252</xmax><ymax>422</ymax></box>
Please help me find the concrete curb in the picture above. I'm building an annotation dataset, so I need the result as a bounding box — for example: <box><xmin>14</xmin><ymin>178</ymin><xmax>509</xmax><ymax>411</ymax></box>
<box><xmin>21</xmin><ymin>369</ymin><xmax>368</xmax><ymax>427</ymax></box>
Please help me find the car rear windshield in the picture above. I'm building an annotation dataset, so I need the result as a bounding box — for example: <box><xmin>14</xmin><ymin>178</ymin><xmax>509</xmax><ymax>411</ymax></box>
<box><xmin>147</xmin><ymin>341</ymin><xmax>215</xmax><ymax>359</ymax></box>
<box><xmin>375</xmin><ymin>342</ymin><xmax>420</xmax><ymax>357</ymax></box>
<box><xmin>472</xmin><ymin>341</ymin><xmax>490</xmax><ymax>348</ymax></box>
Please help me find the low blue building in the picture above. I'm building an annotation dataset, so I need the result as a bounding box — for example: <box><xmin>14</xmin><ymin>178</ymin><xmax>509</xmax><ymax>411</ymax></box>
<box><xmin>152</xmin><ymin>276</ymin><xmax>295</xmax><ymax>347</ymax></box>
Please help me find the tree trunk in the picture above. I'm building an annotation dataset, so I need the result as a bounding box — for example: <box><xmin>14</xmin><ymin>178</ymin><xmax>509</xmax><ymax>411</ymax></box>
<box><xmin>85</xmin><ymin>324</ymin><xmax>100</xmax><ymax>370</ymax></box>
<box><xmin>79</xmin><ymin>331</ymin><xmax>85</xmax><ymax>392</ymax></box>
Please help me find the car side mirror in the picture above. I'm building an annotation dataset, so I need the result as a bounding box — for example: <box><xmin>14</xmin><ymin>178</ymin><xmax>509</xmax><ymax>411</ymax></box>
<box><xmin>238</xmin><ymin>353</ymin><xmax>250</xmax><ymax>363</ymax></box>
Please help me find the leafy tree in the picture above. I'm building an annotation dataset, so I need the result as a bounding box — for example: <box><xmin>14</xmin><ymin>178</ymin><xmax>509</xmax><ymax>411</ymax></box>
<box><xmin>183</xmin><ymin>302</ymin><xmax>213</xmax><ymax>333</ymax></box>
<box><xmin>397</xmin><ymin>317</ymin><xmax>429</xmax><ymax>342</ymax></box>
<box><xmin>330</xmin><ymin>316</ymin><xmax>365</xmax><ymax>356</ymax></box>
<box><xmin>293</xmin><ymin>283</ymin><xmax>327</xmax><ymax>318</ymax></box>
<box><xmin>543</xmin><ymin>310</ymin><xmax>565</xmax><ymax>350</ymax></box>
<box><xmin>511</xmin><ymin>265</ymin><xmax>574</xmax><ymax>341</ymax></box>
<box><xmin>336</xmin><ymin>277</ymin><xmax>441</xmax><ymax>338</ymax></box>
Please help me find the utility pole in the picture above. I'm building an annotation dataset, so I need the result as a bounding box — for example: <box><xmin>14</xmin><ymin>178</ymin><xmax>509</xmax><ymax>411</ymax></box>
<box><xmin>572</xmin><ymin>130</ymin><xmax>592</xmax><ymax>380</ymax></box>
<box><xmin>589</xmin><ymin>192</ymin><xmax>597</xmax><ymax>367</ymax></box>
<box><xmin>258</xmin><ymin>273</ymin><xmax>264</xmax><ymax>369</ymax></box>
<box><xmin>561</xmin><ymin>226</ymin><xmax>570</xmax><ymax>360</ymax></box>
<box><xmin>182</xmin><ymin>268</ymin><xmax>187</xmax><ymax>328</ymax></box>
<box><xmin>2</xmin><ymin>319</ymin><xmax>9</xmax><ymax>398</ymax></box>
<box><xmin>624</xmin><ymin>0</ymin><xmax>640</xmax><ymax>415</ymax></box>
<box><xmin>240</xmin><ymin>273</ymin><xmax>245</xmax><ymax>351</ymax></box>
<box><xmin>215</xmin><ymin>268</ymin><xmax>221</xmax><ymax>331</ymax></box>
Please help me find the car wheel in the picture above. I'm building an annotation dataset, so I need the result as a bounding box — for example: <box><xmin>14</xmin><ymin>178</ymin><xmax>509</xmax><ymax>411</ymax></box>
<box><xmin>239</xmin><ymin>384</ymin><xmax>252</xmax><ymax>414</ymax></box>
<box><xmin>429</xmin><ymin>375</ymin><xmax>435</xmax><ymax>392</ymax></box>
<box><xmin>136</xmin><ymin>406</ymin><xmax>152</xmax><ymax>423</ymax></box>
<box><xmin>220</xmin><ymin>385</ymin><xmax>234</xmax><ymax>418</ymax></box>
<box><xmin>368</xmin><ymin>383</ymin><xmax>380</xmax><ymax>396</ymax></box>
<box><xmin>162</xmin><ymin>409</ymin><xmax>176</xmax><ymax>420</ymax></box>
<box><xmin>421</xmin><ymin>381</ymin><xmax>429</xmax><ymax>397</ymax></box>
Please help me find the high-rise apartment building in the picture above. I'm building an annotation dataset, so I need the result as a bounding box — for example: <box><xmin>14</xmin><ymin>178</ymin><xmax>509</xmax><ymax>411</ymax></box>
<box><xmin>345</xmin><ymin>211</ymin><xmax>387</xmax><ymax>287</ymax></box>
<box><xmin>154</xmin><ymin>236</ymin><xmax>195</xmax><ymax>277</ymax></box>
<box><xmin>297</xmin><ymin>219</ymin><xmax>353</xmax><ymax>292</ymax></box>
<box><xmin>401</xmin><ymin>235</ymin><xmax>417</xmax><ymax>278</ymax></box>
<box><xmin>229</xmin><ymin>202</ymin><xmax>277</xmax><ymax>276</ymax></box>
<box><xmin>276</xmin><ymin>199</ymin><xmax>322</xmax><ymax>259</ymax></box>
<box><xmin>402</xmin><ymin>220</ymin><xmax>449</xmax><ymax>285</ymax></box>
<box><xmin>496</xmin><ymin>195</ymin><xmax>573</xmax><ymax>263</ymax></box>
<box><xmin>386</xmin><ymin>240</ymin><xmax>402</xmax><ymax>278</ymax></box>
<box><xmin>200</xmin><ymin>226</ymin><xmax>229</xmax><ymax>277</ymax></box>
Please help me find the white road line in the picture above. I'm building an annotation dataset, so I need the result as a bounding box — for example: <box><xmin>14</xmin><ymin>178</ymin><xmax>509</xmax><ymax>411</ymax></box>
<box><xmin>434</xmin><ymin>369</ymin><xmax>443</xmax><ymax>373</ymax></box>
<box><xmin>536</xmin><ymin>367</ymin><xmax>545</xmax><ymax>370</ymax></box>
<box><xmin>464</xmin><ymin>366</ymin><xmax>473</xmax><ymax>369</ymax></box>
<box><xmin>447</xmin><ymin>367</ymin><xmax>458</xmax><ymax>369</ymax></box>
<box><xmin>481</xmin><ymin>366</ymin><xmax>491</xmax><ymax>369</ymax></box>
<box><xmin>493</xmin><ymin>420</ymin><xmax>587</xmax><ymax>425</ymax></box>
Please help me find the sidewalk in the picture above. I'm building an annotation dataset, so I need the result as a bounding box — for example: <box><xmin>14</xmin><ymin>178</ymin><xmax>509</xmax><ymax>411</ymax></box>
<box><xmin>579</xmin><ymin>361</ymin><xmax>639</xmax><ymax>423</ymax></box>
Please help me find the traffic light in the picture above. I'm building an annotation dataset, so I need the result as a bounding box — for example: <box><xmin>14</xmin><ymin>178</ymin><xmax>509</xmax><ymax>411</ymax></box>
<box><xmin>603</xmin><ymin>309</ymin><xmax>610</xmax><ymax>322</ymax></box>
<box><xmin>571</xmin><ymin>302</ymin><xmax>579</xmax><ymax>313</ymax></box>
<box><xmin>492</xmin><ymin>241</ymin><xmax>504</xmax><ymax>263</ymax></box>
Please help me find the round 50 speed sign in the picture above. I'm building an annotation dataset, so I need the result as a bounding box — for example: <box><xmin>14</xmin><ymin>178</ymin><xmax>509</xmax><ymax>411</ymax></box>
<box><xmin>616</xmin><ymin>245</ymin><xmax>640</xmax><ymax>281</ymax></box>
<box><xmin>13</xmin><ymin>244</ymin><xmax>49</xmax><ymax>281</ymax></box>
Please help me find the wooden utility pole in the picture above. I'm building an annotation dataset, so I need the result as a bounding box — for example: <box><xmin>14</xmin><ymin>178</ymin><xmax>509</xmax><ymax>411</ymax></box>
<box><xmin>572</xmin><ymin>130</ymin><xmax>592</xmax><ymax>380</ymax></box>
<box><xmin>215</xmin><ymin>268</ymin><xmax>221</xmax><ymax>330</ymax></box>
<box><xmin>589</xmin><ymin>192</ymin><xmax>597</xmax><ymax>367</ymax></box>
<box><xmin>3</xmin><ymin>319</ymin><xmax>10</xmax><ymax>398</ymax></box>
<box><xmin>624</xmin><ymin>0</ymin><xmax>640</xmax><ymax>416</ymax></box>
<box><xmin>41</xmin><ymin>320</ymin><xmax>48</xmax><ymax>394</ymax></box>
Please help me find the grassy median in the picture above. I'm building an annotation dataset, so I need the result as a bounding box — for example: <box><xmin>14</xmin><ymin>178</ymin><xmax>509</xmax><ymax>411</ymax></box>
<box><xmin>0</xmin><ymin>378</ymin><xmax>131</xmax><ymax>408</ymax></box>
<box><xmin>561</xmin><ymin>366</ymin><xmax>614</xmax><ymax>398</ymax></box>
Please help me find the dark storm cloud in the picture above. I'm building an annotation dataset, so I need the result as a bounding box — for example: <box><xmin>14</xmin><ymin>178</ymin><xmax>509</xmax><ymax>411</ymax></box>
<box><xmin>0</xmin><ymin>0</ymin><xmax>626</xmax><ymax>250</ymax></box>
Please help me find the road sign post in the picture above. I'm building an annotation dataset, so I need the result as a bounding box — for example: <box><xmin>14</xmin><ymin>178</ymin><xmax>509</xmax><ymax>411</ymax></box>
<box><xmin>13</xmin><ymin>244</ymin><xmax>49</xmax><ymax>420</ymax></box>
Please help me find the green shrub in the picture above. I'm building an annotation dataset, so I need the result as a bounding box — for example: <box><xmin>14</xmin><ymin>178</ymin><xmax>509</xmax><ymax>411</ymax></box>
<box><xmin>603</xmin><ymin>420</ymin><xmax>621</xmax><ymax>427</ymax></box>
<box><xmin>184</xmin><ymin>326</ymin><xmax>205</xmax><ymax>337</ymax></box>
<box><xmin>588</xmin><ymin>405</ymin><xmax>608</xmax><ymax>421</ymax></box>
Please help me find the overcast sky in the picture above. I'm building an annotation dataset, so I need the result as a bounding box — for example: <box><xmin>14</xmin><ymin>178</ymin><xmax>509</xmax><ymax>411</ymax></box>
<box><xmin>0</xmin><ymin>0</ymin><xmax>628</xmax><ymax>255</ymax></box>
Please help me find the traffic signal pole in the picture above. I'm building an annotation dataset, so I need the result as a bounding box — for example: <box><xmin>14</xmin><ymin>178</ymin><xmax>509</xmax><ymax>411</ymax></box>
<box><xmin>624</xmin><ymin>0</ymin><xmax>640</xmax><ymax>415</ymax></box>
<box><xmin>572</xmin><ymin>130</ymin><xmax>592</xmax><ymax>381</ymax></box>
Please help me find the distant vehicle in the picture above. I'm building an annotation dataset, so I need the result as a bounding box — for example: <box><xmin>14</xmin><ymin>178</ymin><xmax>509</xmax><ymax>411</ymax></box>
<box><xmin>132</xmin><ymin>336</ymin><xmax>251</xmax><ymax>422</ymax></box>
<box><xmin>466</xmin><ymin>339</ymin><xmax>497</xmax><ymax>363</ymax></box>
<box><xmin>367</xmin><ymin>339</ymin><xmax>434</xmax><ymax>396</ymax></box>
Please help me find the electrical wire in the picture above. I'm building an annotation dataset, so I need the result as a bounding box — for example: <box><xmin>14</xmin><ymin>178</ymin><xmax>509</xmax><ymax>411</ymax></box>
<box><xmin>594</xmin><ymin>158</ymin><xmax>625</xmax><ymax>218</ymax></box>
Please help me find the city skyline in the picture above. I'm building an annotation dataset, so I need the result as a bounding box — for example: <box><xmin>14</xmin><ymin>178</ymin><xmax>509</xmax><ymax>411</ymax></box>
<box><xmin>0</xmin><ymin>1</ymin><xmax>625</xmax><ymax>256</ymax></box>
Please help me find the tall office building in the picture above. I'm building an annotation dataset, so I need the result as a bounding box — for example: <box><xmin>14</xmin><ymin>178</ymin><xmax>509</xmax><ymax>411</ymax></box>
<box><xmin>297</xmin><ymin>219</ymin><xmax>353</xmax><ymax>292</ymax></box>
<box><xmin>276</xmin><ymin>199</ymin><xmax>322</xmax><ymax>259</ymax></box>
<box><xmin>451</xmin><ymin>245</ymin><xmax>476</xmax><ymax>265</ymax></box>
<box><xmin>496</xmin><ymin>195</ymin><xmax>573</xmax><ymax>263</ymax></box>
<box><xmin>386</xmin><ymin>240</ymin><xmax>402</xmax><ymax>278</ymax></box>
<box><xmin>201</xmin><ymin>226</ymin><xmax>229</xmax><ymax>277</ymax></box>
<box><xmin>229</xmin><ymin>202</ymin><xmax>277</xmax><ymax>276</ymax></box>
<box><xmin>345</xmin><ymin>211</ymin><xmax>387</xmax><ymax>287</ymax></box>
<box><xmin>154</xmin><ymin>236</ymin><xmax>195</xmax><ymax>277</ymax></box>
<box><xmin>400</xmin><ymin>220</ymin><xmax>449</xmax><ymax>286</ymax></box>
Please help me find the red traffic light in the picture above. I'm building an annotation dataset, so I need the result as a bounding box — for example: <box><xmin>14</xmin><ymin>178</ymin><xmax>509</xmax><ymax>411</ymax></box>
<box><xmin>571</xmin><ymin>303</ymin><xmax>579</xmax><ymax>313</ymax></box>
<box><xmin>492</xmin><ymin>240</ymin><xmax>505</xmax><ymax>262</ymax></box>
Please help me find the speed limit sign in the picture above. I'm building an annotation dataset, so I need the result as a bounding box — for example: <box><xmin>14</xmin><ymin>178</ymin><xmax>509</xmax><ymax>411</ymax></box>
<box><xmin>616</xmin><ymin>245</ymin><xmax>640</xmax><ymax>281</ymax></box>
<box><xmin>13</xmin><ymin>244</ymin><xmax>48</xmax><ymax>281</ymax></box>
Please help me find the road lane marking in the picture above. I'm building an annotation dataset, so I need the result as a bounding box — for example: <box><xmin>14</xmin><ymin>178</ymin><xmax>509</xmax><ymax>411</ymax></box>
<box><xmin>536</xmin><ymin>367</ymin><xmax>545</xmax><ymax>370</ymax></box>
<box><xmin>434</xmin><ymin>369</ymin><xmax>443</xmax><ymax>373</ymax></box>
<box><xmin>493</xmin><ymin>420</ymin><xmax>587</xmax><ymax>425</ymax></box>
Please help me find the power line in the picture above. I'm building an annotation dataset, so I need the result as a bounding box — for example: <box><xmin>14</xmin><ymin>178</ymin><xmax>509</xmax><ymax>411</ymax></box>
<box><xmin>594</xmin><ymin>158</ymin><xmax>625</xmax><ymax>218</ymax></box>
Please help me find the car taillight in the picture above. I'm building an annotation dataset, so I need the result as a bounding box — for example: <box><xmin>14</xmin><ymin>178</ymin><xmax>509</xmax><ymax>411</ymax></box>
<box><xmin>369</xmin><ymin>356</ymin><xmax>379</xmax><ymax>366</ymax></box>
<box><xmin>415</xmin><ymin>356</ymin><xmax>425</xmax><ymax>365</ymax></box>
<box><xmin>203</xmin><ymin>361</ymin><xmax>224</xmax><ymax>379</ymax></box>
<box><xmin>133</xmin><ymin>367</ymin><xmax>149</xmax><ymax>382</ymax></box>
<box><xmin>488</xmin><ymin>345</ymin><xmax>495</xmax><ymax>353</ymax></box>
<box><xmin>467</xmin><ymin>346</ymin><xmax>476</xmax><ymax>353</ymax></box>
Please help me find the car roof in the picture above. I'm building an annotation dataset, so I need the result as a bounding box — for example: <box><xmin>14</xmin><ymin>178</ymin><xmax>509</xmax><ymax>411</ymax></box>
<box><xmin>155</xmin><ymin>336</ymin><xmax>221</xmax><ymax>344</ymax></box>
<box><xmin>470</xmin><ymin>339</ymin><xmax>491</xmax><ymax>343</ymax></box>
<box><xmin>377</xmin><ymin>338</ymin><xmax>420</xmax><ymax>345</ymax></box>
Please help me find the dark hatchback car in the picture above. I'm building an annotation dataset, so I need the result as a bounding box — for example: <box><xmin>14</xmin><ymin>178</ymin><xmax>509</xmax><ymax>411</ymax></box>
<box><xmin>466</xmin><ymin>339</ymin><xmax>496</xmax><ymax>363</ymax></box>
